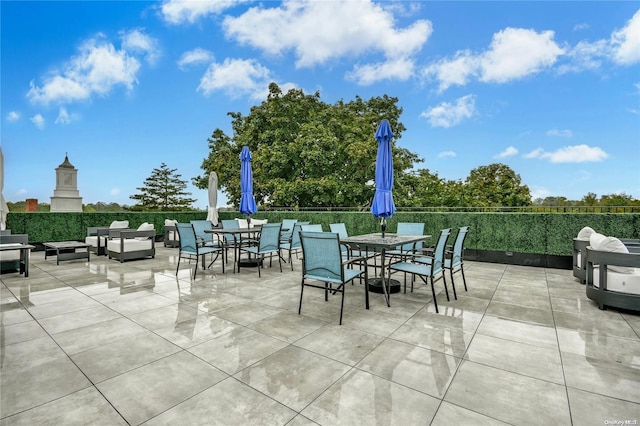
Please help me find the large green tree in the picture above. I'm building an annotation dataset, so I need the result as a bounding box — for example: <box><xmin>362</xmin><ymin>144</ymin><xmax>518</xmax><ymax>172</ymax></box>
<box><xmin>462</xmin><ymin>163</ymin><xmax>531</xmax><ymax>207</ymax></box>
<box><xmin>130</xmin><ymin>163</ymin><xmax>195</xmax><ymax>211</ymax></box>
<box><xmin>194</xmin><ymin>83</ymin><xmax>421</xmax><ymax>208</ymax></box>
<box><xmin>400</xmin><ymin>169</ymin><xmax>464</xmax><ymax>207</ymax></box>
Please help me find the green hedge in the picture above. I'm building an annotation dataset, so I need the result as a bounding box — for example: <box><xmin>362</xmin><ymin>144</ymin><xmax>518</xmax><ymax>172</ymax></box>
<box><xmin>6</xmin><ymin>211</ymin><xmax>640</xmax><ymax>257</ymax></box>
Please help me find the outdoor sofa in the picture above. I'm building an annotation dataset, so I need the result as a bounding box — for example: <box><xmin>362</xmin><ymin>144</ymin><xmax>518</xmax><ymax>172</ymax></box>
<box><xmin>86</xmin><ymin>220</ymin><xmax>129</xmax><ymax>255</ymax></box>
<box><xmin>585</xmin><ymin>231</ymin><xmax>640</xmax><ymax>312</ymax></box>
<box><xmin>107</xmin><ymin>222</ymin><xmax>156</xmax><ymax>262</ymax></box>
<box><xmin>0</xmin><ymin>233</ymin><xmax>28</xmax><ymax>273</ymax></box>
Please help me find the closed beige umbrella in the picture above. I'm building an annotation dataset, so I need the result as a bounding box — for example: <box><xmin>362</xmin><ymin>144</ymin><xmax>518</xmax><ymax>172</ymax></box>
<box><xmin>0</xmin><ymin>147</ymin><xmax>8</xmax><ymax>230</ymax></box>
<box><xmin>206</xmin><ymin>171</ymin><xmax>219</xmax><ymax>226</ymax></box>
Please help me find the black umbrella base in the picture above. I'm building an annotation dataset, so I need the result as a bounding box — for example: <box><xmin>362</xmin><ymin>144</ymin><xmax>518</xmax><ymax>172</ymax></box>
<box><xmin>238</xmin><ymin>259</ymin><xmax>262</xmax><ymax>267</ymax></box>
<box><xmin>367</xmin><ymin>278</ymin><xmax>401</xmax><ymax>294</ymax></box>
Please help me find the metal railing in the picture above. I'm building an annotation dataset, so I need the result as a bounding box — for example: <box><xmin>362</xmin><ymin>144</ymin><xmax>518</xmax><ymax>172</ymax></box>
<box><xmin>256</xmin><ymin>205</ymin><xmax>640</xmax><ymax>213</ymax></box>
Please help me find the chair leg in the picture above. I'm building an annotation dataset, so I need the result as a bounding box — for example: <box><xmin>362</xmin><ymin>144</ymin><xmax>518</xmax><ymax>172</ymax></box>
<box><xmin>365</xmin><ymin>267</ymin><xmax>370</xmax><ymax>308</ymax></box>
<box><xmin>257</xmin><ymin>255</ymin><xmax>262</xmax><ymax>277</ymax></box>
<box><xmin>339</xmin><ymin>286</ymin><xmax>345</xmax><ymax>325</ymax></box>
<box><xmin>460</xmin><ymin>264</ymin><xmax>468</xmax><ymax>291</ymax></box>
<box><xmin>442</xmin><ymin>273</ymin><xmax>450</xmax><ymax>302</ymax></box>
<box><xmin>278</xmin><ymin>250</ymin><xmax>283</xmax><ymax>272</ymax></box>
<box><xmin>450</xmin><ymin>268</ymin><xmax>457</xmax><ymax>300</ymax></box>
<box><xmin>299</xmin><ymin>279</ymin><xmax>305</xmax><ymax>315</ymax></box>
<box><xmin>193</xmin><ymin>255</ymin><xmax>198</xmax><ymax>279</ymax></box>
<box><xmin>430</xmin><ymin>276</ymin><xmax>439</xmax><ymax>313</ymax></box>
<box><xmin>176</xmin><ymin>253</ymin><xmax>181</xmax><ymax>276</ymax></box>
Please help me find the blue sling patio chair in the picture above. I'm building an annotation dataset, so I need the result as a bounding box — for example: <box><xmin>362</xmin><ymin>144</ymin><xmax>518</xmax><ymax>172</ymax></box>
<box><xmin>238</xmin><ymin>223</ymin><xmax>283</xmax><ymax>277</ymax></box>
<box><xmin>281</xmin><ymin>222</ymin><xmax>309</xmax><ymax>270</ymax></box>
<box><xmin>388</xmin><ymin>228</ymin><xmax>451</xmax><ymax>313</ymax></box>
<box><xmin>175</xmin><ymin>223</ymin><xmax>224</xmax><ymax>279</ymax></box>
<box><xmin>330</xmin><ymin>222</ymin><xmax>377</xmax><ymax>262</ymax></box>
<box><xmin>298</xmin><ymin>231</ymin><xmax>368</xmax><ymax>325</ymax></box>
<box><xmin>220</xmin><ymin>219</ymin><xmax>247</xmax><ymax>265</ymax></box>
<box><xmin>445</xmin><ymin>226</ymin><xmax>470</xmax><ymax>292</ymax></box>
<box><xmin>386</xmin><ymin>222</ymin><xmax>425</xmax><ymax>261</ymax></box>
<box><xmin>190</xmin><ymin>220</ymin><xmax>216</xmax><ymax>246</ymax></box>
<box><xmin>191</xmin><ymin>219</ymin><xmax>226</xmax><ymax>267</ymax></box>
<box><xmin>279</xmin><ymin>219</ymin><xmax>299</xmax><ymax>245</ymax></box>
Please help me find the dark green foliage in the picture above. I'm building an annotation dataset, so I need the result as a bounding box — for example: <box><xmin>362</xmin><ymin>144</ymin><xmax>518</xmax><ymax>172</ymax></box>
<box><xmin>194</xmin><ymin>83</ymin><xmax>419</xmax><ymax>209</ymax></box>
<box><xmin>130</xmin><ymin>163</ymin><xmax>196</xmax><ymax>211</ymax></box>
<box><xmin>7</xmin><ymin>211</ymin><xmax>640</xmax><ymax>256</ymax></box>
<box><xmin>462</xmin><ymin>163</ymin><xmax>531</xmax><ymax>207</ymax></box>
<box><xmin>6</xmin><ymin>212</ymin><xmax>207</xmax><ymax>243</ymax></box>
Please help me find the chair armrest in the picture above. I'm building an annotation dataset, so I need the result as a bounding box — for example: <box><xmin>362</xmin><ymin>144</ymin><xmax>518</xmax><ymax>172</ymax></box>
<box><xmin>342</xmin><ymin>255</ymin><xmax>369</xmax><ymax>267</ymax></box>
<box><xmin>586</xmin><ymin>247</ymin><xmax>640</xmax><ymax>268</ymax></box>
<box><xmin>87</xmin><ymin>226</ymin><xmax>109</xmax><ymax>237</ymax></box>
<box><xmin>114</xmin><ymin>229</ymin><xmax>155</xmax><ymax>240</ymax></box>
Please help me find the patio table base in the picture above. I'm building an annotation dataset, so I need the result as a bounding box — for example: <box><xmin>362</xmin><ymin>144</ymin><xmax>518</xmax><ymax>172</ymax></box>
<box><xmin>367</xmin><ymin>278</ymin><xmax>401</xmax><ymax>294</ymax></box>
<box><xmin>238</xmin><ymin>259</ymin><xmax>262</xmax><ymax>267</ymax></box>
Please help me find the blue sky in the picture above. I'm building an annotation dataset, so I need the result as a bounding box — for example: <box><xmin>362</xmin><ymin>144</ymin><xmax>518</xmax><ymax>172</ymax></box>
<box><xmin>2</xmin><ymin>1</ymin><xmax>639</xmax><ymax>210</ymax></box>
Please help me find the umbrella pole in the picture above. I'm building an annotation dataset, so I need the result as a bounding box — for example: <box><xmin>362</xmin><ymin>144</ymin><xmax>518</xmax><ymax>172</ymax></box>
<box><xmin>381</xmin><ymin>218</ymin><xmax>387</xmax><ymax>238</ymax></box>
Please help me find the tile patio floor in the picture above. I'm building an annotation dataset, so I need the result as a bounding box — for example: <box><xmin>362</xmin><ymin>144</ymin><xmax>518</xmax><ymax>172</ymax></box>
<box><xmin>1</xmin><ymin>246</ymin><xmax>639</xmax><ymax>425</ymax></box>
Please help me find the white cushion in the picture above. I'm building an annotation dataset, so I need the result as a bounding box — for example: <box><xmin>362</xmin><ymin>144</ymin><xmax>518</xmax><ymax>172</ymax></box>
<box><xmin>137</xmin><ymin>222</ymin><xmax>154</xmax><ymax>232</ymax></box>
<box><xmin>577</xmin><ymin>226</ymin><xmax>595</xmax><ymax>240</ymax></box>
<box><xmin>85</xmin><ymin>236</ymin><xmax>106</xmax><ymax>247</ymax></box>
<box><xmin>589</xmin><ymin>232</ymin><xmax>606</xmax><ymax>250</ymax></box>
<box><xmin>0</xmin><ymin>243</ymin><xmax>24</xmax><ymax>261</ymax></box>
<box><xmin>110</xmin><ymin>220</ymin><xmax>129</xmax><ymax>229</ymax></box>
<box><xmin>595</xmin><ymin>236</ymin><xmax>634</xmax><ymax>274</ymax></box>
<box><xmin>250</xmin><ymin>219</ymin><xmax>268</xmax><ymax>228</ymax></box>
<box><xmin>236</xmin><ymin>218</ymin><xmax>249</xmax><ymax>229</ymax></box>
<box><xmin>593</xmin><ymin>266</ymin><xmax>640</xmax><ymax>295</ymax></box>
<box><xmin>164</xmin><ymin>219</ymin><xmax>178</xmax><ymax>226</ymax></box>
<box><xmin>107</xmin><ymin>239</ymin><xmax>153</xmax><ymax>253</ymax></box>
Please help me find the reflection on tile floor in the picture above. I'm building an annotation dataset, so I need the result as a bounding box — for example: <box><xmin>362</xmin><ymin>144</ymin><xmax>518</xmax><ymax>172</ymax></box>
<box><xmin>1</xmin><ymin>247</ymin><xmax>639</xmax><ymax>425</ymax></box>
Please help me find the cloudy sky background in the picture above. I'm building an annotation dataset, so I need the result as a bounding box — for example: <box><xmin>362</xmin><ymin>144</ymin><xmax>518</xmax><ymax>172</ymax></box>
<box><xmin>2</xmin><ymin>1</ymin><xmax>639</xmax><ymax>208</ymax></box>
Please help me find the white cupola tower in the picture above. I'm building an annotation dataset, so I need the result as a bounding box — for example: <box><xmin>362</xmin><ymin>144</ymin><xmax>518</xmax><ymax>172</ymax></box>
<box><xmin>50</xmin><ymin>153</ymin><xmax>83</xmax><ymax>212</ymax></box>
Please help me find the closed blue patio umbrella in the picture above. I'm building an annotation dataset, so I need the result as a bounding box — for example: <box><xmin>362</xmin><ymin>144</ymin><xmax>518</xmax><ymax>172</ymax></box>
<box><xmin>370</xmin><ymin>119</ymin><xmax>395</xmax><ymax>237</ymax></box>
<box><xmin>239</xmin><ymin>146</ymin><xmax>257</xmax><ymax>220</ymax></box>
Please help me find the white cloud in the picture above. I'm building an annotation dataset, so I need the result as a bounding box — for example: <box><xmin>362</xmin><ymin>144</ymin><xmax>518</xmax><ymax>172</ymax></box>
<box><xmin>346</xmin><ymin>57</ymin><xmax>415</xmax><ymax>86</ymax></box>
<box><xmin>420</xmin><ymin>94</ymin><xmax>476</xmax><ymax>128</ymax></box>
<box><xmin>524</xmin><ymin>144</ymin><xmax>608</xmax><ymax>163</ymax></box>
<box><xmin>160</xmin><ymin>0</ymin><xmax>244</xmax><ymax>24</ymax></box>
<box><xmin>495</xmin><ymin>146</ymin><xmax>518</xmax><ymax>159</ymax></box>
<box><xmin>31</xmin><ymin>114</ymin><xmax>45</xmax><ymax>129</ymax></box>
<box><xmin>480</xmin><ymin>28</ymin><xmax>564</xmax><ymax>83</ymax></box>
<box><xmin>557</xmin><ymin>39</ymin><xmax>609</xmax><ymax>74</ymax></box>
<box><xmin>523</xmin><ymin>147</ymin><xmax>544</xmax><ymax>159</ymax></box>
<box><xmin>6</xmin><ymin>111</ymin><xmax>20</xmax><ymax>122</ymax></box>
<box><xmin>197</xmin><ymin>58</ymin><xmax>274</xmax><ymax>100</ymax></box>
<box><xmin>546</xmin><ymin>129</ymin><xmax>573</xmax><ymax>138</ymax></box>
<box><xmin>422</xmin><ymin>50</ymin><xmax>478</xmax><ymax>93</ymax></box>
<box><xmin>110</xmin><ymin>188</ymin><xmax>120</xmax><ymax>196</ymax></box>
<box><xmin>424</xmin><ymin>27</ymin><xmax>563</xmax><ymax>91</ymax></box>
<box><xmin>611</xmin><ymin>9</ymin><xmax>640</xmax><ymax>65</ymax></box>
<box><xmin>223</xmin><ymin>0</ymin><xmax>432</xmax><ymax>72</ymax></box>
<box><xmin>120</xmin><ymin>29</ymin><xmax>160</xmax><ymax>65</ymax></box>
<box><xmin>26</xmin><ymin>32</ymin><xmax>156</xmax><ymax>105</ymax></box>
<box><xmin>178</xmin><ymin>48</ymin><xmax>214</xmax><ymax>70</ymax></box>
<box><xmin>16</xmin><ymin>189</ymin><xmax>28</xmax><ymax>196</ymax></box>
<box><xmin>55</xmin><ymin>107</ymin><xmax>79</xmax><ymax>125</ymax></box>
<box><xmin>560</xmin><ymin>10</ymin><xmax>640</xmax><ymax>73</ymax></box>
<box><xmin>574</xmin><ymin>23</ymin><xmax>589</xmax><ymax>31</ymax></box>
<box><xmin>438</xmin><ymin>151</ymin><xmax>456</xmax><ymax>159</ymax></box>
<box><xmin>530</xmin><ymin>186</ymin><xmax>551</xmax><ymax>200</ymax></box>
